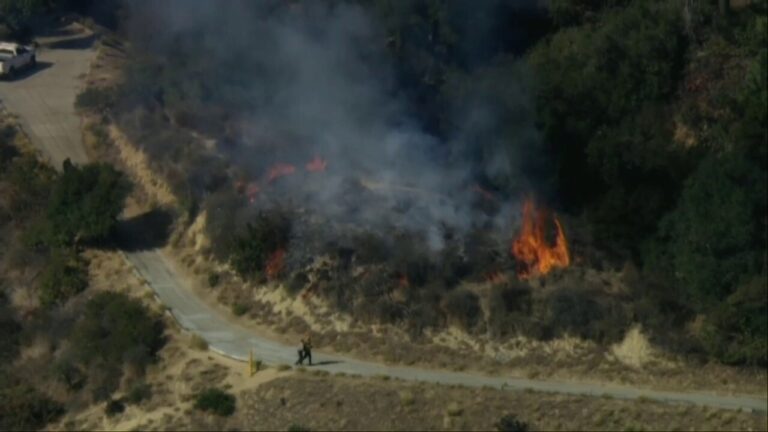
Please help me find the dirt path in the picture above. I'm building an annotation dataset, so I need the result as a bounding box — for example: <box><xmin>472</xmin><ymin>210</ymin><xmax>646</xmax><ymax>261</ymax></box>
<box><xmin>1</xmin><ymin>22</ymin><xmax>765</xmax><ymax>414</ymax></box>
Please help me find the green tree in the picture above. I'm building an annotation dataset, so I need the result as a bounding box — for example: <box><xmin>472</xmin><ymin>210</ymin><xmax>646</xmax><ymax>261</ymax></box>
<box><xmin>0</xmin><ymin>0</ymin><xmax>49</xmax><ymax>40</ymax></box>
<box><xmin>38</xmin><ymin>248</ymin><xmax>88</xmax><ymax>307</ymax></box>
<box><xmin>70</xmin><ymin>292</ymin><xmax>165</xmax><ymax>371</ymax></box>
<box><xmin>528</xmin><ymin>1</ymin><xmax>686</xmax><ymax>208</ymax></box>
<box><xmin>230</xmin><ymin>209</ymin><xmax>291</xmax><ymax>279</ymax></box>
<box><xmin>43</xmin><ymin>160</ymin><xmax>130</xmax><ymax>247</ymax></box>
<box><xmin>660</xmin><ymin>150</ymin><xmax>764</xmax><ymax>309</ymax></box>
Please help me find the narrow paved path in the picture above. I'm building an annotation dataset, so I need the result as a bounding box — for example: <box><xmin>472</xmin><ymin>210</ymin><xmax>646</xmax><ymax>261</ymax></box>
<box><xmin>1</xmin><ymin>24</ymin><xmax>765</xmax><ymax>414</ymax></box>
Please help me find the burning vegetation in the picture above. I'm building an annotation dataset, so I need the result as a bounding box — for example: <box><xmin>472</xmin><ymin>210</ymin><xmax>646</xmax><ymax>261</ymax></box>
<box><xmin>511</xmin><ymin>198</ymin><xmax>570</xmax><ymax>279</ymax></box>
<box><xmin>81</xmin><ymin>0</ymin><xmax>765</xmax><ymax>369</ymax></box>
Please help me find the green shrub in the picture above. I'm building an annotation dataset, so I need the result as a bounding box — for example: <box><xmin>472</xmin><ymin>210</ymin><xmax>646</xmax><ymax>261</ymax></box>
<box><xmin>699</xmin><ymin>276</ymin><xmax>767</xmax><ymax>366</ymax></box>
<box><xmin>207</xmin><ymin>272</ymin><xmax>221</xmax><ymax>288</ymax></box>
<box><xmin>287</xmin><ymin>424</ymin><xmax>311</xmax><ymax>432</ymax></box>
<box><xmin>52</xmin><ymin>361</ymin><xmax>86</xmax><ymax>392</ymax></box>
<box><xmin>529</xmin><ymin>1</ymin><xmax>686</xmax><ymax>207</ymax></box>
<box><xmin>38</xmin><ymin>248</ymin><xmax>89</xmax><ymax>308</ymax></box>
<box><xmin>104</xmin><ymin>399</ymin><xmax>125</xmax><ymax>417</ymax></box>
<box><xmin>42</xmin><ymin>160</ymin><xmax>131</xmax><ymax>247</ymax></box>
<box><xmin>125</xmin><ymin>382</ymin><xmax>152</xmax><ymax>405</ymax></box>
<box><xmin>231</xmin><ymin>302</ymin><xmax>249</xmax><ymax>317</ymax></box>
<box><xmin>0</xmin><ymin>383</ymin><xmax>65</xmax><ymax>431</ymax></box>
<box><xmin>495</xmin><ymin>413</ymin><xmax>529</xmax><ymax>432</ymax></box>
<box><xmin>230</xmin><ymin>209</ymin><xmax>291</xmax><ymax>279</ymax></box>
<box><xmin>659</xmin><ymin>149</ymin><xmax>765</xmax><ymax>310</ymax></box>
<box><xmin>70</xmin><ymin>292</ymin><xmax>165</xmax><ymax>372</ymax></box>
<box><xmin>193</xmin><ymin>388</ymin><xmax>236</xmax><ymax>417</ymax></box>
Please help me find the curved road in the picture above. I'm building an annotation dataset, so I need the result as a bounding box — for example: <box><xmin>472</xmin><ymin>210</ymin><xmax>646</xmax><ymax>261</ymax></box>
<box><xmin>1</xmin><ymin>25</ymin><xmax>766</xmax><ymax>414</ymax></box>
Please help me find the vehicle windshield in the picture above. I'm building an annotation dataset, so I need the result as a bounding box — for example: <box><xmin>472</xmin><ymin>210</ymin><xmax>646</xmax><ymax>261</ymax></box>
<box><xmin>0</xmin><ymin>49</ymin><xmax>14</xmax><ymax>58</ymax></box>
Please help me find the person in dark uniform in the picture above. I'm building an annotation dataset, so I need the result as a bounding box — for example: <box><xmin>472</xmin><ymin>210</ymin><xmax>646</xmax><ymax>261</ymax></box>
<box><xmin>295</xmin><ymin>333</ymin><xmax>313</xmax><ymax>366</ymax></box>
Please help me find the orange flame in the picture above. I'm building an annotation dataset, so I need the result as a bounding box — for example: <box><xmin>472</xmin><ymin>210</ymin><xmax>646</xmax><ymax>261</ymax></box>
<box><xmin>266</xmin><ymin>163</ymin><xmax>296</xmax><ymax>183</ymax></box>
<box><xmin>306</xmin><ymin>156</ymin><xmax>327</xmax><ymax>172</ymax></box>
<box><xmin>265</xmin><ymin>249</ymin><xmax>286</xmax><ymax>280</ymax></box>
<box><xmin>511</xmin><ymin>198</ymin><xmax>570</xmax><ymax>279</ymax></box>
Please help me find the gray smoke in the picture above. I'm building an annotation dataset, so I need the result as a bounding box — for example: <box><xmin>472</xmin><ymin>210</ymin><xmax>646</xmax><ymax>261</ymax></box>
<box><xmin>123</xmin><ymin>0</ymin><xmax>544</xmax><ymax>250</ymax></box>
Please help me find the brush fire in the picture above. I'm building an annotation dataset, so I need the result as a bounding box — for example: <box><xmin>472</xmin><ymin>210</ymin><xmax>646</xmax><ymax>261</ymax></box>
<box><xmin>511</xmin><ymin>198</ymin><xmax>570</xmax><ymax>279</ymax></box>
<box><xmin>266</xmin><ymin>248</ymin><xmax>286</xmax><ymax>280</ymax></box>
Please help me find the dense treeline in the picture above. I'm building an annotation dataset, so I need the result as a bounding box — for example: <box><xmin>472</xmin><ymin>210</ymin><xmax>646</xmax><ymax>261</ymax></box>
<box><xmin>530</xmin><ymin>0</ymin><xmax>767</xmax><ymax>365</ymax></box>
<box><xmin>72</xmin><ymin>0</ymin><xmax>766</xmax><ymax>366</ymax></box>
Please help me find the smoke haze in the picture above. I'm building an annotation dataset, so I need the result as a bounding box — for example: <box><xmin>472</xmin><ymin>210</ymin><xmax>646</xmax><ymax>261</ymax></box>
<box><xmin>122</xmin><ymin>0</ymin><xmax>547</xmax><ymax>250</ymax></box>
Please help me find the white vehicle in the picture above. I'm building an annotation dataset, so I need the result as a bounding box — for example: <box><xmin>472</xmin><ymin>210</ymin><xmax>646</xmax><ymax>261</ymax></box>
<box><xmin>0</xmin><ymin>42</ymin><xmax>37</xmax><ymax>79</ymax></box>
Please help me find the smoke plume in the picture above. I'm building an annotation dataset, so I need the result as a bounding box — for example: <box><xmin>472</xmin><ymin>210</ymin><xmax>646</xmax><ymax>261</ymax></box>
<box><xmin>122</xmin><ymin>0</ymin><xmax>547</xmax><ymax>251</ymax></box>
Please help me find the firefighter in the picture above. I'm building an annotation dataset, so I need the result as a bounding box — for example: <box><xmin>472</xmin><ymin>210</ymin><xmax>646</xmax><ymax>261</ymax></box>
<box><xmin>295</xmin><ymin>333</ymin><xmax>313</xmax><ymax>366</ymax></box>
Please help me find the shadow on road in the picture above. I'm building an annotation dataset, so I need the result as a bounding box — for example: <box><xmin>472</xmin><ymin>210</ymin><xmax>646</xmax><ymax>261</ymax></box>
<box><xmin>309</xmin><ymin>360</ymin><xmax>343</xmax><ymax>367</ymax></box>
<box><xmin>1</xmin><ymin>61</ymin><xmax>54</xmax><ymax>81</ymax></box>
<box><xmin>114</xmin><ymin>208</ymin><xmax>174</xmax><ymax>252</ymax></box>
<box><xmin>43</xmin><ymin>33</ymin><xmax>97</xmax><ymax>50</ymax></box>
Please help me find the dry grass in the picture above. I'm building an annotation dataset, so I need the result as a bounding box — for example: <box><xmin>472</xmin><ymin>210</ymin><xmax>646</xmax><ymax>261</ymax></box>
<box><xmin>180</xmin><ymin>374</ymin><xmax>766</xmax><ymax>431</ymax></box>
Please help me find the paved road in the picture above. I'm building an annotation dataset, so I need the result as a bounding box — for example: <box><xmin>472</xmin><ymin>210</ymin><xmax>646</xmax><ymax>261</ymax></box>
<box><xmin>0</xmin><ymin>27</ymin><xmax>91</xmax><ymax>168</ymax></box>
<box><xmin>1</xmin><ymin>25</ymin><xmax>766</xmax><ymax>414</ymax></box>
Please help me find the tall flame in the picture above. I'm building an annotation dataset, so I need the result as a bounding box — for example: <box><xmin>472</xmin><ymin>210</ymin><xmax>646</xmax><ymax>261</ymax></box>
<box><xmin>511</xmin><ymin>198</ymin><xmax>570</xmax><ymax>279</ymax></box>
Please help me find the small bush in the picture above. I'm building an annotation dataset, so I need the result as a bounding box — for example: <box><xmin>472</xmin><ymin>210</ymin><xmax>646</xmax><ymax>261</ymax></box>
<box><xmin>189</xmin><ymin>334</ymin><xmax>209</xmax><ymax>351</ymax></box>
<box><xmin>287</xmin><ymin>424</ymin><xmax>311</xmax><ymax>432</ymax></box>
<box><xmin>230</xmin><ymin>209</ymin><xmax>291</xmax><ymax>279</ymax></box>
<box><xmin>43</xmin><ymin>160</ymin><xmax>131</xmax><ymax>247</ymax></box>
<box><xmin>231</xmin><ymin>302</ymin><xmax>249</xmax><ymax>317</ymax></box>
<box><xmin>276</xmin><ymin>364</ymin><xmax>292</xmax><ymax>371</ymax></box>
<box><xmin>52</xmin><ymin>361</ymin><xmax>86</xmax><ymax>391</ymax></box>
<box><xmin>38</xmin><ymin>248</ymin><xmax>89</xmax><ymax>308</ymax></box>
<box><xmin>193</xmin><ymin>388</ymin><xmax>236</xmax><ymax>417</ymax></box>
<box><xmin>125</xmin><ymin>383</ymin><xmax>152</xmax><ymax>405</ymax></box>
<box><xmin>70</xmin><ymin>292</ymin><xmax>165</xmax><ymax>373</ymax></box>
<box><xmin>495</xmin><ymin>413</ymin><xmax>529</xmax><ymax>432</ymax></box>
<box><xmin>104</xmin><ymin>399</ymin><xmax>125</xmax><ymax>417</ymax></box>
<box><xmin>207</xmin><ymin>272</ymin><xmax>221</xmax><ymax>288</ymax></box>
<box><xmin>0</xmin><ymin>383</ymin><xmax>65</xmax><ymax>431</ymax></box>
